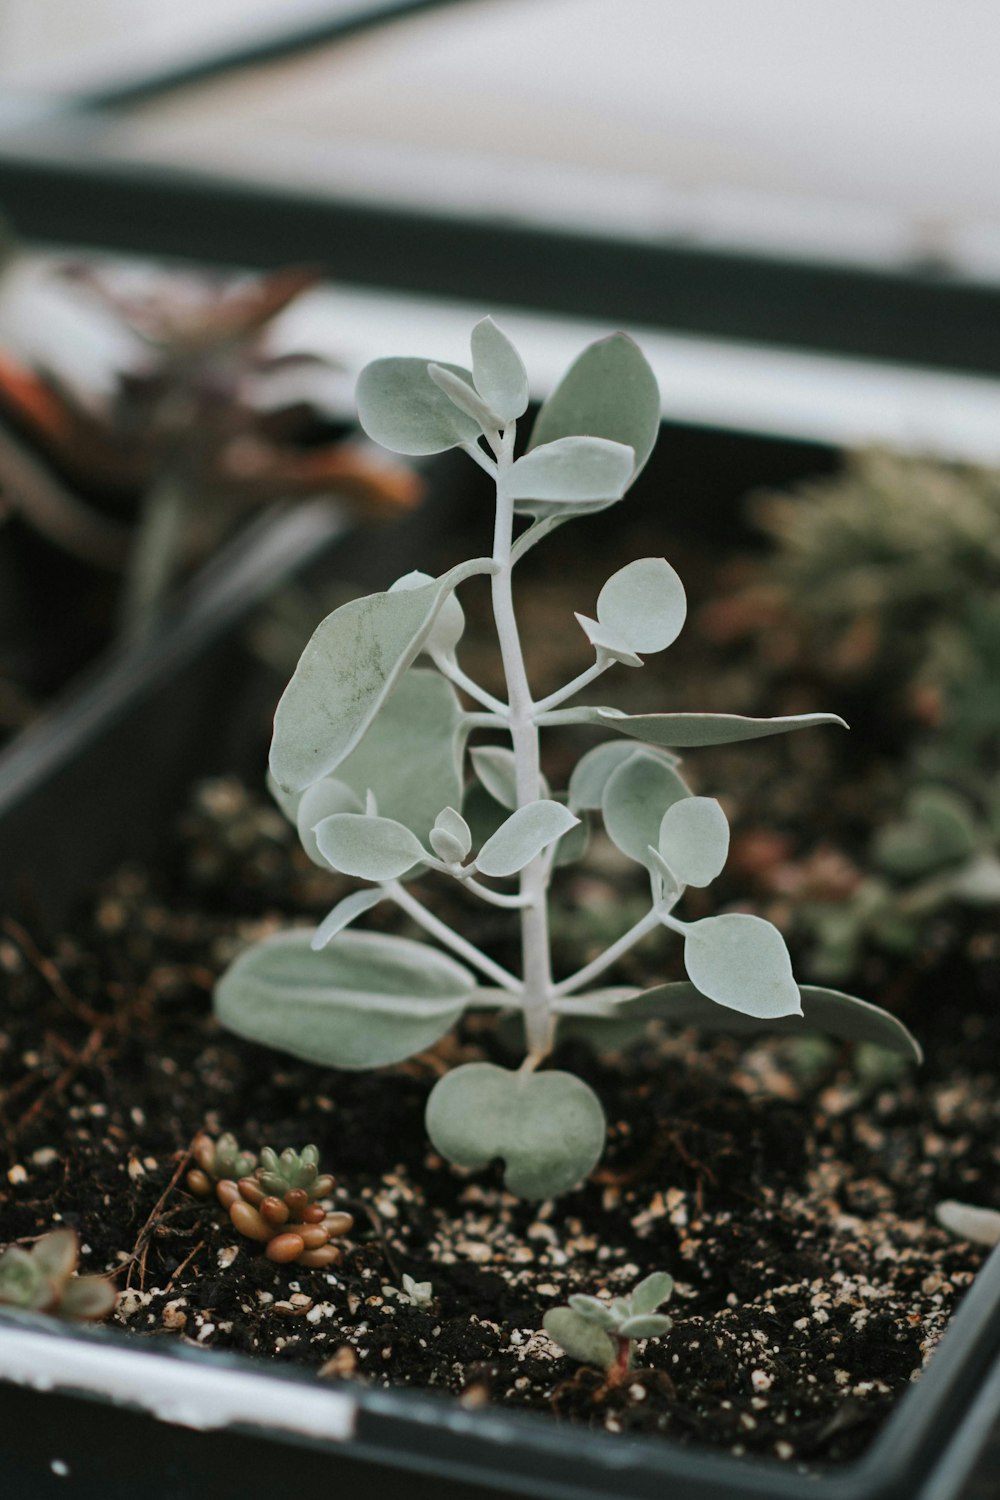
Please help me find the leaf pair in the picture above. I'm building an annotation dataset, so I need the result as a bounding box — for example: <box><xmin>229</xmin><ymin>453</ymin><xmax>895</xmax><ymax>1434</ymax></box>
<box><xmin>357</xmin><ymin>320</ymin><xmax>661</xmax><ymax>515</ymax></box>
<box><xmin>314</xmin><ymin>797</ymin><xmax>579</xmax><ymax>884</ymax></box>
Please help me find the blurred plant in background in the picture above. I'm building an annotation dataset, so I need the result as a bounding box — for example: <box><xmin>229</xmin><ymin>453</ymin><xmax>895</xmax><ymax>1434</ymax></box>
<box><xmin>0</xmin><ymin>246</ymin><xmax>420</xmax><ymax>661</ymax></box>
<box><xmin>703</xmin><ymin>450</ymin><xmax>1000</xmax><ymax>979</ymax></box>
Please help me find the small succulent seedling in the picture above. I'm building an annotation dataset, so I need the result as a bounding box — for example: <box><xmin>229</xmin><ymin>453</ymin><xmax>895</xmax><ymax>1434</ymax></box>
<box><xmin>0</xmin><ymin>1228</ymin><xmax>117</xmax><ymax>1321</ymax></box>
<box><xmin>382</xmin><ymin>1272</ymin><xmax>434</xmax><ymax>1308</ymax></box>
<box><xmin>187</xmin><ymin>1133</ymin><xmax>352</xmax><ymax>1266</ymax></box>
<box><xmin>215</xmin><ymin>320</ymin><xmax>921</xmax><ymax>1200</ymax></box>
<box><xmin>544</xmin><ymin>1272</ymin><xmax>674</xmax><ymax>1384</ymax></box>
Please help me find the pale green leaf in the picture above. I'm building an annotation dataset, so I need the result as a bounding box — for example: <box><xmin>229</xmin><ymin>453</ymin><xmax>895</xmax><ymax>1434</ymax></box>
<box><xmin>356</xmin><ymin>357</ymin><xmax>480</xmax><ymax>453</ymax></box>
<box><xmin>470</xmin><ymin>745</ymin><xmax>521</xmax><ymax>810</ymax></box>
<box><xmin>388</xmin><ymin>571</ymin><xmax>465</xmax><ymax>657</ymax></box>
<box><xmin>682</xmin><ymin>913</ymin><xmax>800</xmax><ymax>1019</ymax></box>
<box><xmin>568</xmin><ymin>1295</ymin><xmax>616</xmax><ymax>1329</ymax></box>
<box><xmin>312</xmin><ymin>887</ymin><xmax>386</xmax><ymax>951</ymax></box>
<box><xmin>315</xmin><ymin>813</ymin><xmax>426</xmax><ymax>882</ymax></box>
<box><xmin>427</xmin><ymin>363</ymin><xmax>497</xmax><ymax>432</ymax></box>
<box><xmin>508</xmin><ymin>436</ymin><xmax>634</xmax><ymax>504</ymax></box>
<box><xmin>658</xmin><ymin>796</ymin><xmax>729</xmax><ymax>888</ymax></box>
<box><xmin>936</xmin><ymin>1201</ymin><xmax>1000</xmax><ymax>1248</ymax></box>
<box><xmin>630</xmin><ymin>1271</ymin><xmax>674</xmax><ymax>1314</ymax></box>
<box><xmin>424</xmin><ymin>1062</ymin><xmax>605</xmax><ymax>1198</ymax></box>
<box><xmin>574</xmin><ymin>614</ymin><xmax>642</xmax><ymax>667</ymax></box>
<box><xmin>471</xmin><ymin>316</ymin><xmax>529</xmax><ymax>422</ymax></box>
<box><xmin>553</xmin><ymin>802</ymin><xmax>590</xmax><ymax>867</ymax></box>
<box><xmin>596</xmin><ymin>557</ymin><xmax>687</xmax><ymax>654</ymax></box>
<box><xmin>31</xmin><ymin>1230</ymin><xmax>78</xmax><ymax>1282</ymax></box>
<box><xmin>296</xmin><ymin>778</ymin><xmax>363</xmax><ymax>867</ymax></box>
<box><xmin>215</xmin><ymin>929</ymin><xmax>473</xmax><ymax>1070</ymax></box>
<box><xmin>543</xmin><ymin>1308</ymin><xmax>616</xmax><ymax>1369</ymax></box>
<box><xmin>540</xmin><ymin>706</ymin><xmax>848</xmax><ymax>746</ymax></box>
<box><xmin>617</xmin><ymin>1314</ymin><xmax>672</xmax><ymax>1339</ymax></box>
<box><xmin>568</xmin><ymin>740</ymin><xmax>679</xmax><ymax>812</ymax></box>
<box><xmin>475</xmin><ymin>799</ymin><xmax>579</xmax><ymax>878</ymax></box>
<box><xmin>602</xmin><ymin>750</ymin><xmax>690</xmax><ymax>868</ymax></box>
<box><xmin>270</xmin><ymin>559</ymin><xmax>487</xmax><ymax>796</ymax></box>
<box><xmin>58</xmin><ymin>1278</ymin><xmax>117</xmax><ymax>1321</ymax></box>
<box><xmin>335</xmin><ymin>669</ymin><xmax>464</xmax><ymax>841</ymax></box>
<box><xmin>555</xmin><ymin>981</ymin><xmax>922</xmax><ymax>1062</ymax></box>
<box><xmin>432</xmin><ymin>806</ymin><xmax>472</xmax><ymax>860</ymax></box>
<box><xmin>529</xmin><ymin>332</ymin><xmax>659</xmax><ymax>486</ymax></box>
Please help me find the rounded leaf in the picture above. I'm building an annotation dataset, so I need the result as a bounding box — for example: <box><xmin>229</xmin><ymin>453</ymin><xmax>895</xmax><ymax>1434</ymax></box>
<box><xmin>335</xmin><ymin>668</ymin><xmax>464</xmax><ymax>841</ymax></box>
<box><xmin>567</xmin><ymin>1294</ymin><xmax>616</xmax><ymax>1329</ymax></box>
<box><xmin>682</xmin><ymin>914</ymin><xmax>801</xmax><ymax>1020</ymax></box>
<box><xmin>543</xmin><ymin>1307</ymin><xmax>616</xmax><ymax>1369</ymax></box>
<box><xmin>356</xmin><ymin>357</ymin><xmax>480</xmax><ymax>454</ymax></box>
<box><xmin>314</xmin><ymin>813</ymin><xmax>426</xmax><ymax>882</ymax></box>
<box><xmin>574</xmin><ymin>614</ymin><xmax>642</xmax><ymax>668</ymax></box>
<box><xmin>389</xmin><ymin>571</ymin><xmax>465</xmax><ymax>657</ymax></box>
<box><xmin>311</xmin><ymin>887</ymin><xmax>386</xmax><ymax>950</ymax></box>
<box><xmin>529</xmin><ymin>333</ymin><xmax>660</xmax><ymax>475</ymax></box>
<box><xmin>596</xmin><ymin>557</ymin><xmax>686</xmax><ymax>654</ymax></box>
<box><xmin>471</xmin><ymin>316</ymin><xmax>529</xmax><ymax>422</ymax></box>
<box><xmin>270</xmin><ymin>559</ymin><xmax>486</xmax><ymax>795</ymax></box>
<box><xmin>630</xmin><ymin>1271</ymin><xmax>674</xmax><ymax>1314</ymax></box>
<box><xmin>431</xmin><ymin>806</ymin><xmax>472</xmax><ymax>862</ymax></box>
<box><xmin>568</xmin><ymin>740</ymin><xmax>678</xmax><ymax>812</ymax></box>
<box><xmin>508</xmin><ymin>436</ymin><xmax>635</xmax><ymax>504</ymax></box>
<box><xmin>602</xmin><ymin>750</ymin><xmax>690</xmax><ymax>869</ymax></box>
<box><xmin>936</xmin><ymin>1200</ymin><xmax>1000</xmax><ymax>1248</ymax></box>
<box><xmin>427</xmin><ymin>363</ymin><xmax>497</xmax><ymax>432</ymax></box>
<box><xmin>616</xmin><ymin>1314</ymin><xmax>672</xmax><ymax>1340</ymax></box>
<box><xmin>658</xmin><ymin>796</ymin><xmax>729</xmax><ymax>888</ymax></box>
<box><xmin>475</xmin><ymin>800</ymin><xmax>579</xmax><ymax>878</ymax></box>
<box><xmin>425</xmin><ymin>1062</ymin><xmax>606</xmax><ymax>1198</ymax></box>
<box><xmin>215</xmin><ymin>929</ymin><xmax>474</xmax><ymax>1070</ymax></box>
<box><xmin>297</xmin><ymin>778</ymin><xmax>363</xmax><ymax>867</ymax></box>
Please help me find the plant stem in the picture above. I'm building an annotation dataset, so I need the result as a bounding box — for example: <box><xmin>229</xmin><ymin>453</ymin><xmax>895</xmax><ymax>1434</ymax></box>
<box><xmin>552</xmin><ymin>906</ymin><xmax>663</xmax><ymax>996</ymax></box>
<box><xmin>432</xmin><ymin>653</ymin><xmax>508</xmax><ymax>715</ymax></box>
<box><xmin>532</xmin><ymin>658</ymin><xmax>612</xmax><ymax>716</ymax></box>
<box><xmin>490</xmin><ymin>426</ymin><xmax>554</xmax><ymax>1059</ymax></box>
<box><xmin>386</xmin><ymin>882</ymin><xmax>521</xmax><ymax>993</ymax></box>
<box><xmin>458</xmin><ymin>876</ymin><xmax>532</xmax><ymax>909</ymax></box>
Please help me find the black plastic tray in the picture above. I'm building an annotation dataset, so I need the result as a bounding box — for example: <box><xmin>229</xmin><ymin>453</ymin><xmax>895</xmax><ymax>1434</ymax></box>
<box><xmin>1</xmin><ymin>436</ymin><xmax>999</xmax><ymax>1500</ymax></box>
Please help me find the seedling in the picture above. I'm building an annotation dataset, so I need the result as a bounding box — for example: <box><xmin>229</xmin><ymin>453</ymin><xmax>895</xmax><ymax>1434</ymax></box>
<box><xmin>543</xmin><ymin>1272</ymin><xmax>674</xmax><ymax>1384</ymax></box>
<box><xmin>215</xmin><ymin>320</ymin><xmax>921</xmax><ymax>1200</ymax></box>
<box><xmin>0</xmin><ymin>1228</ymin><xmax>117</xmax><ymax>1321</ymax></box>
<box><xmin>187</xmin><ymin>1133</ymin><xmax>352</xmax><ymax>1266</ymax></box>
<box><xmin>382</xmin><ymin>1273</ymin><xmax>435</xmax><ymax>1308</ymax></box>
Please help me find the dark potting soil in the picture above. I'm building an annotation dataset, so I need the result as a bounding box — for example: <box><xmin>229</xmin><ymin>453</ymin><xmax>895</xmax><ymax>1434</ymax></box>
<box><xmin>1</xmin><ymin>518</ymin><xmax>998</xmax><ymax>1474</ymax></box>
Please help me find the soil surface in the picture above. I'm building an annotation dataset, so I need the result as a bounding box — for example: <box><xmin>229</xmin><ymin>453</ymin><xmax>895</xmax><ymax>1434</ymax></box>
<box><xmin>1</xmin><ymin>513</ymin><xmax>999</xmax><ymax>1475</ymax></box>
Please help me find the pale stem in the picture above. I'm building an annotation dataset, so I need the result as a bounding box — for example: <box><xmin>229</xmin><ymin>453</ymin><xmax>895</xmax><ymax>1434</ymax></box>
<box><xmin>432</xmin><ymin>653</ymin><xmax>509</xmax><ymax>716</ymax></box>
<box><xmin>461</xmin><ymin>440</ymin><xmax>499</xmax><ymax>478</ymax></box>
<box><xmin>552</xmin><ymin>905</ymin><xmax>664</xmax><ymax>997</ymax></box>
<box><xmin>458</xmin><ymin>875</ymin><xmax>532</xmax><ymax>909</ymax></box>
<box><xmin>463</xmin><ymin>711</ymin><xmax>509</xmax><ymax>731</ymax></box>
<box><xmin>532</xmin><ymin>657</ymin><xmax>613</xmax><ymax>716</ymax></box>
<box><xmin>490</xmin><ymin>425</ymin><xmax>554</xmax><ymax>1058</ymax></box>
<box><xmin>386</xmin><ymin>881</ymin><xmax>522</xmax><ymax>993</ymax></box>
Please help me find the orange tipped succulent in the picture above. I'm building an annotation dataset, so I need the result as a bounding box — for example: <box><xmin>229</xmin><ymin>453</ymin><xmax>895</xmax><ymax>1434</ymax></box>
<box><xmin>187</xmin><ymin>1133</ymin><xmax>352</xmax><ymax>1268</ymax></box>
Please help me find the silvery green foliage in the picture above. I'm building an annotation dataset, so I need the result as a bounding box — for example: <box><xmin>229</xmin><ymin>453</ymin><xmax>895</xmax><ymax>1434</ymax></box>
<box><xmin>0</xmin><ymin>1229</ymin><xmax>117</xmax><ymax>1321</ymax></box>
<box><xmin>215</xmin><ymin>319</ymin><xmax>920</xmax><ymax>1201</ymax></box>
<box><xmin>543</xmin><ymin>1272</ymin><xmax>674</xmax><ymax>1375</ymax></box>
